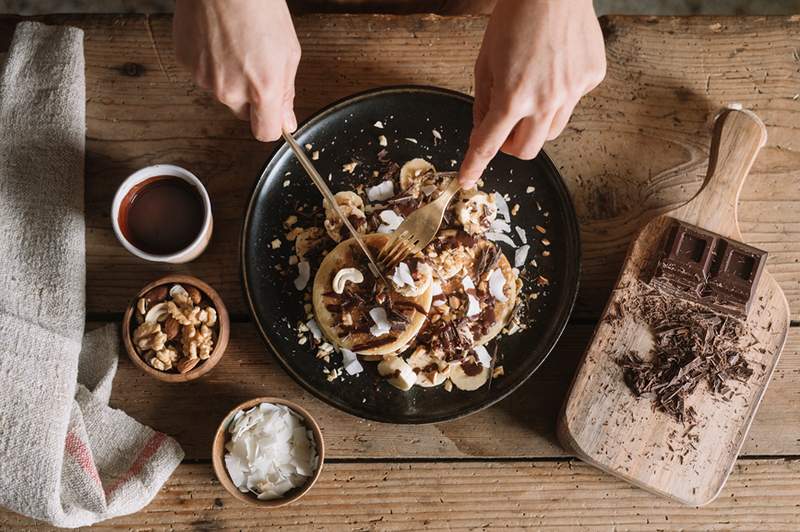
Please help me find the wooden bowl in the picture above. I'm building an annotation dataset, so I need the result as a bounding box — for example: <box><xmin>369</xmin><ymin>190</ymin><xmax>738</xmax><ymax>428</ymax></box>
<box><xmin>122</xmin><ymin>274</ymin><xmax>230</xmax><ymax>382</ymax></box>
<box><xmin>212</xmin><ymin>397</ymin><xmax>325</xmax><ymax>507</ymax></box>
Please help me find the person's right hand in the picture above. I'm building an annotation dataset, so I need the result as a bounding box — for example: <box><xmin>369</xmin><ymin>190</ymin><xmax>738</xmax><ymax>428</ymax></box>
<box><xmin>173</xmin><ymin>0</ymin><xmax>301</xmax><ymax>141</ymax></box>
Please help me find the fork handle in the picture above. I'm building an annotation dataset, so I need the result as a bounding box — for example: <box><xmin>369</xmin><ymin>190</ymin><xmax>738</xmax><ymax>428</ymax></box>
<box><xmin>437</xmin><ymin>177</ymin><xmax>462</xmax><ymax>205</ymax></box>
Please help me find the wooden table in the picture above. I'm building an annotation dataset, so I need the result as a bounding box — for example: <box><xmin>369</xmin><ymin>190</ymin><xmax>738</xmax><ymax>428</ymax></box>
<box><xmin>1</xmin><ymin>13</ymin><xmax>799</xmax><ymax>530</ymax></box>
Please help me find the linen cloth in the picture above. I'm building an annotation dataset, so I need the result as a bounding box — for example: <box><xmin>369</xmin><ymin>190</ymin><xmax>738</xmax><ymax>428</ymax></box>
<box><xmin>0</xmin><ymin>22</ymin><xmax>183</xmax><ymax>528</ymax></box>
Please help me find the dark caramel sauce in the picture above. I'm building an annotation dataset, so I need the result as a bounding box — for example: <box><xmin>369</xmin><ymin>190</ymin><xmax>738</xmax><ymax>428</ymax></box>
<box><xmin>119</xmin><ymin>176</ymin><xmax>205</xmax><ymax>255</ymax></box>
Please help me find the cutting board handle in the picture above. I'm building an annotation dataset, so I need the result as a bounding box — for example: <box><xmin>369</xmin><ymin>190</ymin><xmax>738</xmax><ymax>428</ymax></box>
<box><xmin>675</xmin><ymin>108</ymin><xmax>767</xmax><ymax>239</ymax></box>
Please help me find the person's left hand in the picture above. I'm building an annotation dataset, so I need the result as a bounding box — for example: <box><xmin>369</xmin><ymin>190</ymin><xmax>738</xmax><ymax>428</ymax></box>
<box><xmin>459</xmin><ymin>0</ymin><xmax>606</xmax><ymax>187</ymax></box>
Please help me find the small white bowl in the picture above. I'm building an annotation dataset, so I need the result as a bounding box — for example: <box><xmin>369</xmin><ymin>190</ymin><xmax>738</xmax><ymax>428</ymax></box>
<box><xmin>111</xmin><ymin>164</ymin><xmax>213</xmax><ymax>263</ymax></box>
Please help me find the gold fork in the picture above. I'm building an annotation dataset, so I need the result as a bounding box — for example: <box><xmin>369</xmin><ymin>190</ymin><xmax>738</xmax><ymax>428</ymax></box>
<box><xmin>378</xmin><ymin>174</ymin><xmax>462</xmax><ymax>271</ymax></box>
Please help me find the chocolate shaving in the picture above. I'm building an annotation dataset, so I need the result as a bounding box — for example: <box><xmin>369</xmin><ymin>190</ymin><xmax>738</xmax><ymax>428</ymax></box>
<box><xmin>617</xmin><ymin>281</ymin><xmax>754</xmax><ymax>424</ymax></box>
<box><xmin>475</xmin><ymin>244</ymin><xmax>501</xmax><ymax>280</ymax></box>
<box><xmin>352</xmin><ymin>336</ymin><xmax>398</xmax><ymax>351</ymax></box>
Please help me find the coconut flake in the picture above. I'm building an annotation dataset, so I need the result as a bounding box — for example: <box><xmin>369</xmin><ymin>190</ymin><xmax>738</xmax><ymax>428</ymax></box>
<box><xmin>431</xmin><ymin>281</ymin><xmax>443</xmax><ymax>296</ymax></box>
<box><xmin>514</xmin><ymin>244</ymin><xmax>530</xmax><ymax>268</ymax></box>
<box><xmin>466</xmin><ymin>294</ymin><xmax>481</xmax><ymax>317</ymax></box>
<box><xmin>391</xmin><ymin>262</ymin><xmax>416</xmax><ymax>288</ymax></box>
<box><xmin>377</xmin><ymin>209</ymin><xmax>404</xmax><ymax>233</ymax></box>
<box><xmin>224</xmin><ymin>403</ymin><xmax>318</xmax><ymax>501</ymax></box>
<box><xmin>474</xmin><ymin>345</ymin><xmax>492</xmax><ymax>367</ymax></box>
<box><xmin>485</xmin><ymin>232</ymin><xmax>517</xmax><ymax>247</ymax></box>
<box><xmin>374</xmin><ymin>121</ymin><xmax>384</xmax><ymax>128</ymax></box>
<box><xmin>490</xmin><ymin>219</ymin><xmax>512</xmax><ymax>233</ymax></box>
<box><xmin>367</xmin><ymin>180</ymin><xmax>395</xmax><ymax>202</ymax></box>
<box><xmin>421</xmin><ymin>184</ymin><xmax>437</xmax><ymax>196</ymax></box>
<box><xmin>294</xmin><ymin>261</ymin><xmax>310</xmax><ymax>290</ymax></box>
<box><xmin>515</xmin><ymin>226</ymin><xmax>527</xmax><ymax>243</ymax></box>
<box><xmin>341</xmin><ymin>348</ymin><xmax>364</xmax><ymax>375</ymax></box>
<box><xmin>461</xmin><ymin>275</ymin><xmax>475</xmax><ymax>291</ymax></box>
<box><xmin>369</xmin><ymin>307</ymin><xmax>391</xmax><ymax>337</ymax></box>
<box><xmin>493</xmin><ymin>192</ymin><xmax>510</xmax><ymax>221</ymax></box>
<box><xmin>306</xmin><ymin>319</ymin><xmax>322</xmax><ymax>341</ymax></box>
<box><xmin>488</xmin><ymin>268</ymin><xmax>508</xmax><ymax>302</ymax></box>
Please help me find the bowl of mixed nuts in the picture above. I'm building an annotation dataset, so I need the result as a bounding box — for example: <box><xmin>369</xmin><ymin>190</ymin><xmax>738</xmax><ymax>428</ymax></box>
<box><xmin>122</xmin><ymin>274</ymin><xmax>230</xmax><ymax>382</ymax></box>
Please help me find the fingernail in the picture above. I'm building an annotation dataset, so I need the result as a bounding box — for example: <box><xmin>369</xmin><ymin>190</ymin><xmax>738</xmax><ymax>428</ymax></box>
<box><xmin>285</xmin><ymin>110</ymin><xmax>298</xmax><ymax>132</ymax></box>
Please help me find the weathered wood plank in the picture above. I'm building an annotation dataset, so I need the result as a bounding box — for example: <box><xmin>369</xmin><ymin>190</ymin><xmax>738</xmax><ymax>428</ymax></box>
<box><xmin>102</xmin><ymin>322</ymin><xmax>800</xmax><ymax>460</ymax></box>
<box><xmin>3</xmin><ymin>459</ymin><xmax>799</xmax><ymax>530</ymax></box>
<box><xmin>6</xmin><ymin>14</ymin><xmax>794</xmax><ymax>319</ymax></box>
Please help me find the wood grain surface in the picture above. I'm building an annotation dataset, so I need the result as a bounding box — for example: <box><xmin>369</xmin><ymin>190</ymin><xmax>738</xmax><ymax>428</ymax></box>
<box><xmin>2</xmin><ymin>460</ymin><xmax>799</xmax><ymax>530</ymax></box>
<box><xmin>1</xmin><ymin>11</ymin><xmax>799</xmax><ymax>529</ymax></box>
<box><xmin>5</xmin><ymin>13</ymin><xmax>793</xmax><ymax>320</ymax></box>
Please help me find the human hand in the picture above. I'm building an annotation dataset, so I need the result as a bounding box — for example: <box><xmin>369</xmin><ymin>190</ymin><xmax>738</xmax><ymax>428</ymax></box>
<box><xmin>173</xmin><ymin>0</ymin><xmax>301</xmax><ymax>141</ymax></box>
<box><xmin>460</xmin><ymin>0</ymin><xmax>606</xmax><ymax>187</ymax></box>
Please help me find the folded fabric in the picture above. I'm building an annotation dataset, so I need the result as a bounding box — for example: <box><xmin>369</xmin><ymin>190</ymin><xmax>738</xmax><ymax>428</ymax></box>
<box><xmin>0</xmin><ymin>22</ymin><xmax>183</xmax><ymax>528</ymax></box>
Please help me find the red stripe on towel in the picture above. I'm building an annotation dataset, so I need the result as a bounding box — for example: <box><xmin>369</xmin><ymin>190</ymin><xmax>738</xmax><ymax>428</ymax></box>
<box><xmin>105</xmin><ymin>432</ymin><xmax>168</xmax><ymax>496</ymax></box>
<box><xmin>65</xmin><ymin>430</ymin><xmax>102</xmax><ymax>486</ymax></box>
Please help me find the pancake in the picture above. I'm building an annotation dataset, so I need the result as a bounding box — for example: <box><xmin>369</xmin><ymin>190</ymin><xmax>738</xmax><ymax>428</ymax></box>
<box><xmin>312</xmin><ymin>233</ymin><xmax>433</xmax><ymax>356</ymax></box>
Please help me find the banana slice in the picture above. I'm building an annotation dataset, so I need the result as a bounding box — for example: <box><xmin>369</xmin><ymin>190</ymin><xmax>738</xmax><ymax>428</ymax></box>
<box><xmin>390</xmin><ymin>261</ymin><xmax>433</xmax><ymax>298</ymax></box>
<box><xmin>473</xmin><ymin>250</ymin><xmax>518</xmax><ymax>346</ymax></box>
<box><xmin>449</xmin><ymin>359</ymin><xmax>490</xmax><ymax>391</ymax></box>
<box><xmin>455</xmin><ymin>189</ymin><xmax>497</xmax><ymax>235</ymax></box>
<box><xmin>399</xmin><ymin>158</ymin><xmax>435</xmax><ymax>192</ymax></box>
<box><xmin>407</xmin><ymin>347</ymin><xmax>449</xmax><ymax>387</ymax></box>
<box><xmin>378</xmin><ymin>356</ymin><xmax>417</xmax><ymax>391</ymax></box>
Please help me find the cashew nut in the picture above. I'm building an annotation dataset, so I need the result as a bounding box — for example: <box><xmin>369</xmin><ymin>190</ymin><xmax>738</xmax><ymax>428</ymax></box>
<box><xmin>332</xmin><ymin>267</ymin><xmax>364</xmax><ymax>294</ymax></box>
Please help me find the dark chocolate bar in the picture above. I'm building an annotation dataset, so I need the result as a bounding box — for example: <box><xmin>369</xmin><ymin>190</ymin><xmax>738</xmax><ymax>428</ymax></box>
<box><xmin>649</xmin><ymin>220</ymin><xmax>767</xmax><ymax>319</ymax></box>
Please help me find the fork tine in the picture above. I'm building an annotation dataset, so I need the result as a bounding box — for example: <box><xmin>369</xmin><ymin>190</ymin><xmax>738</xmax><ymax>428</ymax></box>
<box><xmin>382</xmin><ymin>239</ymin><xmax>410</xmax><ymax>268</ymax></box>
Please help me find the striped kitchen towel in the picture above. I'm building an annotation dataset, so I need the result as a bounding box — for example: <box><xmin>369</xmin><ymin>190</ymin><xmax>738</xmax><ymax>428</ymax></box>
<box><xmin>0</xmin><ymin>22</ymin><xmax>183</xmax><ymax>528</ymax></box>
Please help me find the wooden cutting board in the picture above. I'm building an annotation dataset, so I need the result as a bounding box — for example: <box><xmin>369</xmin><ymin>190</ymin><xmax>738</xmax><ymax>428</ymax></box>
<box><xmin>557</xmin><ymin>108</ymin><xmax>790</xmax><ymax>506</ymax></box>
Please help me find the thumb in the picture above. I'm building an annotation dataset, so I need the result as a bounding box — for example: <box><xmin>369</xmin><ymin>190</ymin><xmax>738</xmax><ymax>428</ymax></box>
<box><xmin>459</xmin><ymin>106</ymin><xmax>518</xmax><ymax>188</ymax></box>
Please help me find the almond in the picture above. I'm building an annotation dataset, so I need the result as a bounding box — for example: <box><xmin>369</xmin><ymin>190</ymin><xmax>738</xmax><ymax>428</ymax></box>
<box><xmin>176</xmin><ymin>357</ymin><xmax>199</xmax><ymax>374</ymax></box>
<box><xmin>164</xmin><ymin>317</ymin><xmax>180</xmax><ymax>340</ymax></box>
<box><xmin>186</xmin><ymin>285</ymin><xmax>202</xmax><ymax>305</ymax></box>
<box><xmin>144</xmin><ymin>285</ymin><xmax>168</xmax><ymax>305</ymax></box>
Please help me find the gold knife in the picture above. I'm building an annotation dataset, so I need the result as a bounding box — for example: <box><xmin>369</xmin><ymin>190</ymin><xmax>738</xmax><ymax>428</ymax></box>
<box><xmin>282</xmin><ymin>130</ymin><xmax>388</xmax><ymax>284</ymax></box>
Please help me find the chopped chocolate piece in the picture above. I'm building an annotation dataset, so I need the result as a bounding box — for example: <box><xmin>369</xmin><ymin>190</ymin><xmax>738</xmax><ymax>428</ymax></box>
<box><xmin>351</xmin><ymin>336</ymin><xmax>398</xmax><ymax>351</ymax></box>
<box><xmin>650</xmin><ymin>220</ymin><xmax>767</xmax><ymax>319</ymax></box>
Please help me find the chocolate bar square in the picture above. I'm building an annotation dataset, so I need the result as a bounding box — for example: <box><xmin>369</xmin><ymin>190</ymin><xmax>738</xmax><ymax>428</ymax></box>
<box><xmin>649</xmin><ymin>220</ymin><xmax>767</xmax><ymax>319</ymax></box>
<box><xmin>651</xmin><ymin>223</ymin><xmax>719</xmax><ymax>298</ymax></box>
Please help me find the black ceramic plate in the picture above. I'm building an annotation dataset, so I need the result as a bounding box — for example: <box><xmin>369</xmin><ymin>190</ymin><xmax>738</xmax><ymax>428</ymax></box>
<box><xmin>241</xmin><ymin>86</ymin><xmax>580</xmax><ymax>424</ymax></box>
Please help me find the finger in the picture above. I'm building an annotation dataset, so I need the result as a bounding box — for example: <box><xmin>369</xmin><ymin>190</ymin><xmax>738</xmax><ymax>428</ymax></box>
<box><xmin>501</xmin><ymin>112</ymin><xmax>553</xmax><ymax>160</ymax></box>
<box><xmin>546</xmin><ymin>101</ymin><xmax>576</xmax><ymax>141</ymax></box>
<box><xmin>230</xmin><ymin>101</ymin><xmax>250</xmax><ymax>121</ymax></box>
<box><xmin>459</xmin><ymin>106</ymin><xmax>520</xmax><ymax>188</ymax></box>
<box><xmin>249</xmin><ymin>87</ymin><xmax>284</xmax><ymax>142</ymax></box>
<box><xmin>282</xmin><ymin>85</ymin><xmax>297</xmax><ymax>132</ymax></box>
<box><xmin>472</xmin><ymin>55</ymin><xmax>491</xmax><ymax>127</ymax></box>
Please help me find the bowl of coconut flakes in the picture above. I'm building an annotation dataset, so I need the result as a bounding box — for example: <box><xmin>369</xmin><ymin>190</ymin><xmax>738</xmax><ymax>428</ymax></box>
<box><xmin>212</xmin><ymin>397</ymin><xmax>324</xmax><ymax>507</ymax></box>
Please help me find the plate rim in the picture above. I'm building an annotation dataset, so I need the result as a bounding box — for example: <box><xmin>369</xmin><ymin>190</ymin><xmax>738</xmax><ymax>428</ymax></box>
<box><xmin>240</xmin><ymin>84</ymin><xmax>582</xmax><ymax>424</ymax></box>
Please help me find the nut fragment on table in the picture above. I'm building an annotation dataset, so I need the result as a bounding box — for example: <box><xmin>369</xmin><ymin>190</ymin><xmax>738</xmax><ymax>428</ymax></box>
<box><xmin>131</xmin><ymin>282</ymin><xmax>219</xmax><ymax>374</ymax></box>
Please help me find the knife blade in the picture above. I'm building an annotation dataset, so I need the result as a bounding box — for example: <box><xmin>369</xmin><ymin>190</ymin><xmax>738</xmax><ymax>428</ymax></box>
<box><xmin>282</xmin><ymin>130</ymin><xmax>388</xmax><ymax>284</ymax></box>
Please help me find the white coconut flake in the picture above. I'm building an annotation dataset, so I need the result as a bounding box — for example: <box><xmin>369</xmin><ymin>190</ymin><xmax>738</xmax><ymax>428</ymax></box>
<box><xmin>421</xmin><ymin>184</ymin><xmax>437</xmax><ymax>196</ymax></box>
<box><xmin>341</xmin><ymin>348</ymin><xmax>364</xmax><ymax>375</ymax></box>
<box><xmin>431</xmin><ymin>281</ymin><xmax>443</xmax><ymax>296</ymax></box>
<box><xmin>378</xmin><ymin>135</ymin><xmax>388</xmax><ymax>147</ymax></box>
<box><xmin>306</xmin><ymin>319</ymin><xmax>322</xmax><ymax>341</ymax></box>
<box><xmin>514</xmin><ymin>244</ymin><xmax>530</xmax><ymax>268</ymax></box>
<box><xmin>515</xmin><ymin>226</ymin><xmax>527</xmax><ymax>243</ymax></box>
<box><xmin>461</xmin><ymin>275</ymin><xmax>475</xmax><ymax>291</ymax></box>
<box><xmin>493</xmin><ymin>192</ymin><xmax>511</xmax><ymax>222</ymax></box>
<box><xmin>404</xmin><ymin>137</ymin><xmax>418</xmax><ymax>144</ymax></box>
<box><xmin>432</xmin><ymin>129</ymin><xmax>442</xmax><ymax>140</ymax></box>
<box><xmin>373</xmin><ymin>121</ymin><xmax>384</xmax><ymax>128</ymax></box>
<box><xmin>294</xmin><ymin>261</ymin><xmax>310</xmax><ymax>291</ymax></box>
<box><xmin>485</xmin><ymin>232</ymin><xmax>517</xmax><ymax>247</ymax></box>
<box><xmin>466</xmin><ymin>294</ymin><xmax>481</xmax><ymax>317</ymax></box>
<box><xmin>474</xmin><ymin>345</ymin><xmax>492</xmax><ymax>367</ymax></box>
<box><xmin>367</xmin><ymin>180</ymin><xmax>395</xmax><ymax>202</ymax></box>
<box><xmin>377</xmin><ymin>209</ymin><xmax>404</xmax><ymax>233</ymax></box>
<box><xmin>224</xmin><ymin>403</ymin><xmax>318</xmax><ymax>501</ymax></box>
<box><xmin>369</xmin><ymin>307</ymin><xmax>391</xmax><ymax>337</ymax></box>
<box><xmin>488</xmin><ymin>268</ymin><xmax>508</xmax><ymax>302</ymax></box>
<box><xmin>490</xmin><ymin>219</ymin><xmax>512</xmax><ymax>233</ymax></box>
<box><xmin>391</xmin><ymin>262</ymin><xmax>416</xmax><ymax>288</ymax></box>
